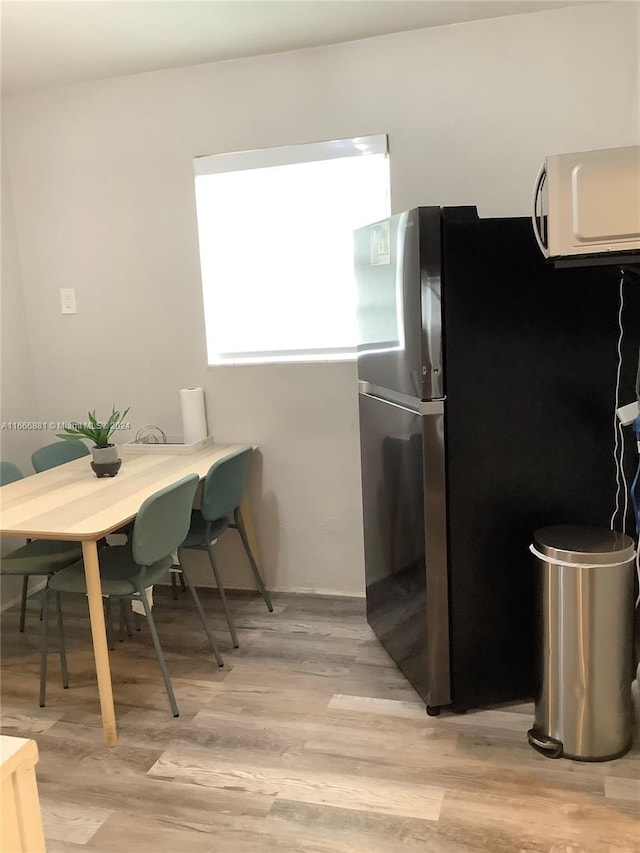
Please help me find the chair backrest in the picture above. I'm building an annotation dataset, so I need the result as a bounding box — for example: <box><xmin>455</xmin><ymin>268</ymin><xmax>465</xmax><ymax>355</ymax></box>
<box><xmin>133</xmin><ymin>474</ymin><xmax>200</xmax><ymax>567</ymax></box>
<box><xmin>201</xmin><ymin>446</ymin><xmax>253</xmax><ymax>523</ymax></box>
<box><xmin>32</xmin><ymin>441</ymin><xmax>90</xmax><ymax>473</ymax></box>
<box><xmin>0</xmin><ymin>462</ymin><xmax>24</xmax><ymax>485</ymax></box>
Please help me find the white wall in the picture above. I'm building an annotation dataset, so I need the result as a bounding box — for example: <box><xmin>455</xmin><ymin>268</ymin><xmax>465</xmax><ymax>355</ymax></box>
<box><xmin>1</xmin><ymin>3</ymin><xmax>638</xmax><ymax>595</ymax></box>
<box><xmin>1</xmin><ymin>150</ymin><xmax>39</xmax><ymax>474</ymax></box>
<box><xmin>0</xmin><ymin>144</ymin><xmax>41</xmax><ymax>605</ymax></box>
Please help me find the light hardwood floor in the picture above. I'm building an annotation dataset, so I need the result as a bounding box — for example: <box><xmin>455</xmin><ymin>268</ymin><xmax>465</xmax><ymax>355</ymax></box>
<box><xmin>1</xmin><ymin>588</ymin><xmax>639</xmax><ymax>852</ymax></box>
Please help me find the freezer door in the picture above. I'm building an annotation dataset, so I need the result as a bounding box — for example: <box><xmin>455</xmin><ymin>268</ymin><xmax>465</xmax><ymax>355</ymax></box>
<box><xmin>358</xmin><ymin>388</ymin><xmax>450</xmax><ymax>709</ymax></box>
<box><xmin>355</xmin><ymin>207</ymin><xmax>443</xmax><ymax>399</ymax></box>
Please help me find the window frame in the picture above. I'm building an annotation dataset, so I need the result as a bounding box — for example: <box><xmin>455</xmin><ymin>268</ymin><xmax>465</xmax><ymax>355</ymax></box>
<box><xmin>193</xmin><ymin>134</ymin><xmax>390</xmax><ymax>366</ymax></box>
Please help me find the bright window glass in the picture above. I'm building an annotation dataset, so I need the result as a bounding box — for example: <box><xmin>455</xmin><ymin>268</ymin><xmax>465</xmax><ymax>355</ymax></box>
<box><xmin>193</xmin><ymin>135</ymin><xmax>390</xmax><ymax>364</ymax></box>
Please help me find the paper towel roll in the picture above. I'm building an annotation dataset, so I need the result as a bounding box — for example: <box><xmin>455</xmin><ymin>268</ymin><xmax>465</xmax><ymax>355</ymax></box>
<box><xmin>180</xmin><ymin>387</ymin><xmax>208</xmax><ymax>445</ymax></box>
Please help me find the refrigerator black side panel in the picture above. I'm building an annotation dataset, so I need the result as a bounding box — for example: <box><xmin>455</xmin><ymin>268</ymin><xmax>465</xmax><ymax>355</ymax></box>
<box><xmin>441</xmin><ymin>213</ymin><xmax>640</xmax><ymax>711</ymax></box>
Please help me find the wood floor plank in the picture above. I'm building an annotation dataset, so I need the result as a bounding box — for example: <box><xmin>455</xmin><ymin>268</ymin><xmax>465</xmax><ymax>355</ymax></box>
<box><xmin>35</xmin><ymin>773</ymin><xmax>275</xmax><ymax>825</ymax></box>
<box><xmin>148</xmin><ymin>747</ymin><xmax>445</xmax><ymax>821</ymax></box>
<box><xmin>0</xmin><ymin>707</ymin><xmax>61</xmax><ymax>733</ymax></box>
<box><xmin>267</xmin><ymin>799</ymin><xmax>469</xmax><ymax>851</ymax></box>
<box><xmin>233</xmin><ymin>615</ymin><xmax>372</xmax><ymax>641</ymax></box>
<box><xmin>1</xmin><ymin>587</ymin><xmax>639</xmax><ymax>853</ymax></box>
<box><xmin>191</xmin><ymin>707</ymin><xmax>459</xmax><ymax>773</ymax></box>
<box><xmin>279</xmin><ymin>594</ymin><xmax>366</xmax><ymax>617</ymax></box>
<box><xmin>328</xmin><ymin>693</ymin><xmax>427</xmax><ymax>720</ymax></box>
<box><xmin>437</xmin><ymin>706</ymin><xmax>541</xmax><ymax>733</ymax></box>
<box><xmin>40</xmin><ymin>798</ymin><xmax>112</xmax><ymax>845</ymax></box>
<box><xmin>604</xmin><ymin>775</ymin><xmax>640</xmax><ymax>802</ymax></box>
<box><xmin>439</xmin><ymin>786</ymin><xmax>640</xmax><ymax>852</ymax></box>
<box><xmin>85</xmin><ymin>812</ymin><xmax>227</xmax><ymax>853</ymax></box>
<box><xmin>86</xmin><ymin>807</ymin><xmax>433</xmax><ymax>853</ymax></box>
<box><xmin>43</xmin><ymin>841</ymin><xmax>86</xmax><ymax>852</ymax></box>
<box><xmin>220</xmin><ymin>658</ymin><xmax>418</xmax><ymax>703</ymax></box>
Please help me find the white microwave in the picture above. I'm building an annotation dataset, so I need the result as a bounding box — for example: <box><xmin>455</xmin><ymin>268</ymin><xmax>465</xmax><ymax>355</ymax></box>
<box><xmin>532</xmin><ymin>145</ymin><xmax>640</xmax><ymax>264</ymax></box>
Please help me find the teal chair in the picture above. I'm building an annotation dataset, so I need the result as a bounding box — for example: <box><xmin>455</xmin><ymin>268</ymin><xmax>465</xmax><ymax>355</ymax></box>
<box><xmin>0</xmin><ymin>461</ymin><xmax>23</xmax><ymax>485</ymax></box>
<box><xmin>0</xmin><ymin>462</ymin><xmax>82</xmax><ymax>632</ymax></box>
<box><xmin>31</xmin><ymin>440</ymin><xmax>90</xmax><ymax>473</ymax></box>
<box><xmin>41</xmin><ymin>474</ymin><xmax>224</xmax><ymax>716</ymax></box>
<box><xmin>178</xmin><ymin>446</ymin><xmax>272</xmax><ymax>649</ymax></box>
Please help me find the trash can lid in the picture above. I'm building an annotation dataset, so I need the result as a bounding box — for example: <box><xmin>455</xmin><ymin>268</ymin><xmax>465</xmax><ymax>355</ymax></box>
<box><xmin>532</xmin><ymin>525</ymin><xmax>636</xmax><ymax>565</ymax></box>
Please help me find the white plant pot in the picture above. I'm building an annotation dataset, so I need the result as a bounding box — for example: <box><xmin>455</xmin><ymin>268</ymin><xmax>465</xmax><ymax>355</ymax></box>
<box><xmin>91</xmin><ymin>444</ymin><xmax>119</xmax><ymax>465</ymax></box>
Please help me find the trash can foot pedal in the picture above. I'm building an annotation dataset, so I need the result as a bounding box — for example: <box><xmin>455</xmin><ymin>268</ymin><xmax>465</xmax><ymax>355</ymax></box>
<box><xmin>527</xmin><ymin>728</ymin><xmax>563</xmax><ymax>759</ymax></box>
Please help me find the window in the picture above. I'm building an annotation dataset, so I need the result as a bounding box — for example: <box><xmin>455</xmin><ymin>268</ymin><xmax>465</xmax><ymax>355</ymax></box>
<box><xmin>193</xmin><ymin>135</ymin><xmax>390</xmax><ymax>365</ymax></box>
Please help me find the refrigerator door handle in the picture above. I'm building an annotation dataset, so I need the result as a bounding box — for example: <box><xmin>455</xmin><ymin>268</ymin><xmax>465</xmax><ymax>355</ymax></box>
<box><xmin>359</xmin><ymin>381</ymin><xmax>445</xmax><ymax>416</ymax></box>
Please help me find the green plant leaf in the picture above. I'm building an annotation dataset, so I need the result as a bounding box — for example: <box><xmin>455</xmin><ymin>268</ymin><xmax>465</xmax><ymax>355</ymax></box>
<box><xmin>55</xmin><ymin>404</ymin><xmax>130</xmax><ymax>448</ymax></box>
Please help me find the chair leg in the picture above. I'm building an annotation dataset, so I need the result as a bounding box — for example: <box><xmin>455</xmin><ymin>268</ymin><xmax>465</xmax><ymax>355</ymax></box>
<box><xmin>170</xmin><ymin>567</ymin><xmax>187</xmax><ymax>599</ymax></box>
<box><xmin>120</xmin><ymin>599</ymin><xmax>133</xmax><ymax>638</ymax></box>
<box><xmin>177</xmin><ymin>555</ymin><xmax>224</xmax><ymax>668</ymax></box>
<box><xmin>39</xmin><ymin>587</ymin><xmax>51</xmax><ymax>708</ymax></box>
<box><xmin>205</xmin><ymin>543</ymin><xmax>239</xmax><ymax>648</ymax></box>
<box><xmin>134</xmin><ymin>610</ymin><xmax>142</xmax><ymax>632</ymax></box>
<box><xmin>19</xmin><ymin>575</ymin><xmax>29</xmax><ymax>632</ymax></box>
<box><xmin>170</xmin><ymin>570</ymin><xmax>178</xmax><ymax>600</ymax></box>
<box><xmin>137</xmin><ymin>587</ymin><xmax>179</xmax><ymax>717</ymax></box>
<box><xmin>234</xmin><ymin>508</ymin><xmax>273</xmax><ymax>612</ymax></box>
<box><xmin>54</xmin><ymin>592</ymin><xmax>69</xmax><ymax>689</ymax></box>
<box><xmin>104</xmin><ymin>598</ymin><xmax>115</xmax><ymax>651</ymax></box>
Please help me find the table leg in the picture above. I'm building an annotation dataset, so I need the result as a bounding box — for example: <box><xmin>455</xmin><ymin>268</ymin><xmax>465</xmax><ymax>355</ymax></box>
<box><xmin>82</xmin><ymin>540</ymin><xmax>118</xmax><ymax>747</ymax></box>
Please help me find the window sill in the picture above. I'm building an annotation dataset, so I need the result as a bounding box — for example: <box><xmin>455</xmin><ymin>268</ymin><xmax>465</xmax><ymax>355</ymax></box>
<box><xmin>207</xmin><ymin>354</ymin><xmax>357</xmax><ymax>367</ymax></box>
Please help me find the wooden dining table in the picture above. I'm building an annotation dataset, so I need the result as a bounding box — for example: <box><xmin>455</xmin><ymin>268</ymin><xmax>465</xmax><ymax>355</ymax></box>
<box><xmin>0</xmin><ymin>442</ymin><xmax>261</xmax><ymax>747</ymax></box>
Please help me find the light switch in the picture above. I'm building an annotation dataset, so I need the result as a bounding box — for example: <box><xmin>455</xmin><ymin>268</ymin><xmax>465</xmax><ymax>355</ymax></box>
<box><xmin>60</xmin><ymin>288</ymin><xmax>77</xmax><ymax>314</ymax></box>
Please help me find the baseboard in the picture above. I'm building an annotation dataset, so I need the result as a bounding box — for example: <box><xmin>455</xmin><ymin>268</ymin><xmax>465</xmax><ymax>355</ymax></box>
<box><xmin>0</xmin><ymin>577</ymin><xmax>47</xmax><ymax>612</ymax></box>
<box><xmin>269</xmin><ymin>585</ymin><xmax>365</xmax><ymax>598</ymax></box>
<box><xmin>157</xmin><ymin>578</ymin><xmax>365</xmax><ymax>598</ymax></box>
<box><xmin>0</xmin><ymin>578</ymin><xmax>364</xmax><ymax>612</ymax></box>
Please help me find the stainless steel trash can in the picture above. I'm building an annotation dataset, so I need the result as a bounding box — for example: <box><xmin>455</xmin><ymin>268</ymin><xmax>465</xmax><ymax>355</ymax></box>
<box><xmin>527</xmin><ymin>525</ymin><xmax>636</xmax><ymax>761</ymax></box>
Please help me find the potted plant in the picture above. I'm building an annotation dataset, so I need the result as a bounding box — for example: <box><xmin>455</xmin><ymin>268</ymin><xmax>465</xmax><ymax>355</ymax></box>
<box><xmin>57</xmin><ymin>405</ymin><xmax>130</xmax><ymax>478</ymax></box>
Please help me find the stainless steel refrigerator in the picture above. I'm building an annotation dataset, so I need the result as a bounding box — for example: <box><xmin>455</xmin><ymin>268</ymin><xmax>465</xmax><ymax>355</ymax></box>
<box><xmin>355</xmin><ymin>206</ymin><xmax>640</xmax><ymax>715</ymax></box>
